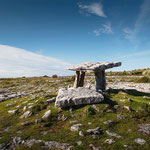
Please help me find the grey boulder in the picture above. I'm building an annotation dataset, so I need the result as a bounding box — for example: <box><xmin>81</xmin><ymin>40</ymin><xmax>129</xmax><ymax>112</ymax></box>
<box><xmin>55</xmin><ymin>87</ymin><xmax>104</xmax><ymax>107</ymax></box>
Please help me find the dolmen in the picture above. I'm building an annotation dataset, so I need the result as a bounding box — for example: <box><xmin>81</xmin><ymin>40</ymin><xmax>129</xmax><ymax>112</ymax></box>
<box><xmin>55</xmin><ymin>62</ymin><xmax>121</xmax><ymax>108</ymax></box>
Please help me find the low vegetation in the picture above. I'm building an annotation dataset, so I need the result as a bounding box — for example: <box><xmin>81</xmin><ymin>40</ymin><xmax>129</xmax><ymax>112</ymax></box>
<box><xmin>134</xmin><ymin>77</ymin><xmax>150</xmax><ymax>83</ymax></box>
<box><xmin>0</xmin><ymin>71</ymin><xmax>150</xmax><ymax>150</ymax></box>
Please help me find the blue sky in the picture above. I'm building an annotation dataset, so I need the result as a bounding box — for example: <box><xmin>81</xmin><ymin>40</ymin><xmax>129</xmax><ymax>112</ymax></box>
<box><xmin>0</xmin><ymin>0</ymin><xmax>150</xmax><ymax>77</ymax></box>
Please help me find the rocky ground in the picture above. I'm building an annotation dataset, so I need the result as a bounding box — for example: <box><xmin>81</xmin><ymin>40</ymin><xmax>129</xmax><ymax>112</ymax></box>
<box><xmin>107</xmin><ymin>82</ymin><xmax>150</xmax><ymax>93</ymax></box>
<box><xmin>0</xmin><ymin>75</ymin><xmax>150</xmax><ymax>150</ymax></box>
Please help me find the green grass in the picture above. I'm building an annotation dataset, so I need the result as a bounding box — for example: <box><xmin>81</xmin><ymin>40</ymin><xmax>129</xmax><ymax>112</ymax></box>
<box><xmin>134</xmin><ymin>76</ymin><xmax>150</xmax><ymax>83</ymax></box>
<box><xmin>0</xmin><ymin>77</ymin><xmax>150</xmax><ymax>150</ymax></box>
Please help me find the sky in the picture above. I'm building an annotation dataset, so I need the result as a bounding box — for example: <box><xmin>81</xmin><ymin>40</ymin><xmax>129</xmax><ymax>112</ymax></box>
<box><xmin>0</xmin><ymin>0</ymin><xmax>150</xmax><ymax>77</ymax></box>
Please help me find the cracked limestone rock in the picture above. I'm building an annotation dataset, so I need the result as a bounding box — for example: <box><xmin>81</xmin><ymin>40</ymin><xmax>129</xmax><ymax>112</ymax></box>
<box><xmin>70</xmin><ymin>124</ymin><xmax>82</xmax><ymax>132</ymax></box>
<box><xmin>42</xmin><ymin>110</ymin><xmax>51</xmax><ymax>119</ymax></box>
<box><xmin>20</xmin><ymin>111</ymin><xmax>32</xmax><ymax>119</ymax></box>
<box><xmin>134</xmin><ymin>138</ymin><xmax>146</xmax><ymax>145</ymax></box>
<box><xmin>106</xmin><ymin>130</ymin><xmax>121</xmax><ymax>138</ymax></box>
<box><xmin>105</xmin><ymin>139</ymin><xmax>115</xmax><ymax>144</ymax></box>
<box><xmin>87</xmin><ymin>127</ymin><xmax>102</xmax><ymax>135</ymax></box>
<box><xmin>55</xmin><ymin>87</ymin><xmax>104</xmax><ymax>107</ymax></box>
<box><xmin>8</xmin><ymin>109</ymin><xmax>18</xmax><ymax>115</ymax></box>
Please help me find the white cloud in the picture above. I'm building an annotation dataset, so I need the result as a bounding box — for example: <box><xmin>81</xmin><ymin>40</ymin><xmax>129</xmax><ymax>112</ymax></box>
<box><xmin>78</xmin><ymin>2</ymin><xmax>106</xmax><ymax>18</ymax></box>
<box><xmin>0</xmin><ymin>45</ymin><xmax>71</xmax><ymax>78</ymax></box>
<box><xmin>122</xmin><ymin>28</ymin><xmax>135</xmax><ymax>41</ymax></box>
<box><xmin>93</xmin><ymin>23</ymin><xmax>113</xmax><ymax>36</ymax></box>
<box><xmin>121</xmin><ymin>49</ymin><xmax>150</xmax><ymax>58</ymax></box>
<box><xmin>123</xmin><ymin>0</ymin><xmax>150</xmax><ymax>42</ymax></box>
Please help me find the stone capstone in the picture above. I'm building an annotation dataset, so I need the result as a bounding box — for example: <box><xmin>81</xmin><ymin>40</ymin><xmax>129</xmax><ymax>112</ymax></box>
<box><xmin>68</xmin><ymin>62</ymin><xmax>121</xmax><ymax>72</ymax></box>
<box><xmin>55</xmin><ymin>87</ymin><xmax>104</xmax><ymax>107</ymax></box>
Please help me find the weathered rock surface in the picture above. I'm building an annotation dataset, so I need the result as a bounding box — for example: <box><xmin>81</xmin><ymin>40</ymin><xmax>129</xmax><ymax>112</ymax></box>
<box><xmin>55</xmin><ymin>87</ymin><xmax>104</xmax><ymax>107</ymax></box>
<box><xmin>117</xmin><ymin>114</ymin><xmax>125</xmax><ymax>120</ymax></box>
<box><xmin>87</xmin><ymin>127</ymin><xmax>102</xmax><ymax>135</ymax></box>
<box><xmin>107</xmin><ymin>82</ymin><xmax>150</xmax><ymax>93</ymax></box>
<box><xmin>20</xmin><ymin>111</ymin><xmax>32</xmax><ymax>119</ymax></box>
<box><xmin>0</xmin><ymin>143</ymin><xmax>7</xmax><ymax>150</ymax></box>
<box><xmin>0</xmin><ymin>126</ymin><xmax>11</xmax><ymax>133</ymax></box>
<box><xmin>16</xmin><ymin>130</ymin><xmax>24</xmax><ymax>134</ymax></box>
<box><xmin>123</xmin><ymin>145</ymin><xmax>132</xmax><ymax>149</ymax></box>
<box><xmin>70</xmin><ymin>124</ymin><xmax>82</xmax><ymax>132</ymax></box>
<box><xmin>114</xmin><ymin>105</ymin><xmax>122</xmax><ymax>109</ymax></box>
<box><xmin>68</xmin><ymin>62</ymin><xmax>121</xmax><ymax>71</ymax></box>
<box><xmin>103</xmin><ymin>120</ymin><xmax>114</xmax><ymax>125</ymax></box>
<box><xmin>79</xmin><ymin>131</ymin><xmax>84</xmax><ymax>136</ymax></box>
<box><xmin>134</xmin><ymin>138</ymin><xmax>146</xmax><ymax>145</ymax></box>
<box><xmin>35</xmin><ymin>119</ymin><xmax>42</xmax><ymax>124</ymax></box>
<box><xmin>42</xmin><ymin>110</ymin><xmax>51</xmax><ymax>119</ymax></box>
<box><xmin>138</xmin><ymin>124</ymin><xmax>150</xmax><ymax>134</ymax></box>
<box><xmin>8</xmin><ymin>109</ymin><xmax>18</xmax><ymax>114</ymax></box>
<box><xmin>58</xmin><ymin>114</ymin><xmax>67</xmax><ymax>121</ymax></box>
<box><xmin>89</xmin><ymin>144</ymin><xmax>103</xmax><ymax>150</ymax></box>
<box><xmin>6</xmin><ymin>103</ymin><xmax>13</xmax><ymax>107</ymax></box>
<box><xmin>0</xmin><ymin>92</ymin><xmax>34</xmax><ymax>103</ymax></box>
<box><xmin>76</xmin><ymin>141</ymin><xmax>82</xmax><ymax>146</ymax></box>
<box><xmin>21</xmin><ymin>121</ymin><xmax>30</xmax><ymax>126</ymax></box>
<box><xmin>70</xmin><ymin>120</ymin><xmax>78</xmax><ymax>124</ymax></box>
<box><xmin>143</xmin><ymin>96</ymin><xmax>150</xmax><ymax>99</ymax></box>
<box><xmin>7</xmin><ymin>136</ymin><xmax>73</xmax><ymax>150</ymax></box>
<box><xmin>47</xmin><ymin>97</ymin><xmax>55</xmax><ymax>103</ymax></box>
<box><xmin>106</xmin><ymin>130</ymin><xmax>121</xmax><ymax>138</ymax></box>
<box><xmin>105</xmin><ymin>139</ymin><xmax>115</xmax><ymax>144</ymax></box>
<box><xmin>22</xmin><ymin>106</ymin><xmax>27</xmax><ymax>112</ymax></box>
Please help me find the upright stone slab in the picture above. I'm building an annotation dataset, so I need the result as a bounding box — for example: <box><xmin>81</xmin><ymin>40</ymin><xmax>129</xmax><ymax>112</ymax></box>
<box><xmin>94</xmin><ymin>70</ymin><xmax>106</xmax><ymax>91</ymax></box>
<box><xmin>74</xmin><ymin>71</ymin><xmax>85</xmax><ymax>88</ymax></box>
<box><xmin>74</xmin><ymin>71</ymin><xmax>80</xmax><ymax>88</ymax></box>
<box><xmin>78</xmin><ymin>71</ymin><xmax>85</xmax><ymax>87</ymax></box>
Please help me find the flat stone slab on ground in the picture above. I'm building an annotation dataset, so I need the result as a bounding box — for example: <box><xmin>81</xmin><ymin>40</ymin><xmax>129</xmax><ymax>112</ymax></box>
<box><xmin>55</xmin><ymin>87</ymin><xmax>104</xmax><ymax>107</ymax></box>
